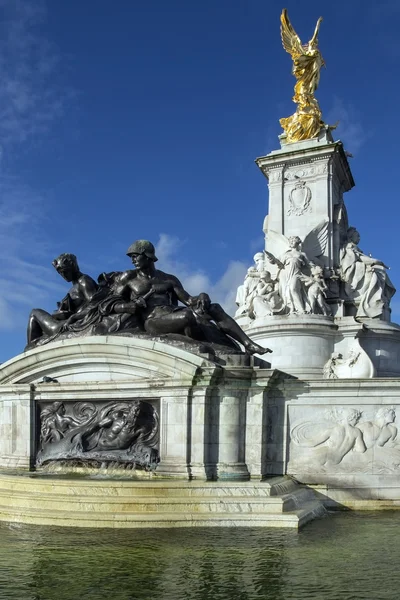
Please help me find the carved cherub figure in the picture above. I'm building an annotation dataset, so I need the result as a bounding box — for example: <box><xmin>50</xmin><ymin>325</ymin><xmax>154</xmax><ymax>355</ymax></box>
<box><xmin>252</xmin><ymin>271</ymin><xmax>283</xmax><ymax>318</ymax></box>
<box><xmin>303</xmin><ymin>265</ymin><xmax>331</xmax><ymax>316</ymax></box>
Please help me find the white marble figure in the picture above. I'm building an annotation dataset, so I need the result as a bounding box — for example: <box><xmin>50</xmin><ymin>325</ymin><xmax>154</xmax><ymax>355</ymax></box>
<box><xmin>290</xmin><ymin>407</ymin><xmax>366</xmax><ymax>467</ymax></box>
<box><xmin>252</xmin><ymin>271</ymin><xmax>283</xmax><ymax>318</ymax></box>
<box><xmin>323</xmin><ymin>338</ymin><xmax>376</xmax><ymax>379</ymax></box>
<box><xmin>303</xmin><ymin>265</ymin><xmax>331</xmax><ymax>316</ymax></box>
<box><xmin>235</xmin><ymin>267</ymin><xmax>258</xmax><ymax>317</ymax></box>
<box><xmin>358</xmin><ymin>407</ymin><xmax>398</xmax><ymax>449</ymax></box>
<box><xmin>265</xmin><ymin>221</ymin><xmax>329</xmax><ymax>315</ymax></box>
<box><xmin>266</xmin><ymin>235</ymin><xmax>310</xmax><ymax>314</ymax></box>
<box><xmin>290</xmin><ymin>407</ymin><xmax>399</xmax><ymax>472</ymax></box>
<box><xmin>339</xmin><ymin>227</ymin><xmax>396</xmax><ymax>320</ymax></box>
<box><xmin>323</xmin><ymin>352</ymin><xmax>358</xmax><ymax>379</ymax></box>
<box><xmin>235</xmin><ymin>252</ymin><xmax>265</xmax><ymax>318</ymax></box>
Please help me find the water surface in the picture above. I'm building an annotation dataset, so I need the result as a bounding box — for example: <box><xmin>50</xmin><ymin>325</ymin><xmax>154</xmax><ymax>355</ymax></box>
<box><xmin>0</xmin><ymin>511</ymin><xmax>398</xmax><ymax>600</ymax></box>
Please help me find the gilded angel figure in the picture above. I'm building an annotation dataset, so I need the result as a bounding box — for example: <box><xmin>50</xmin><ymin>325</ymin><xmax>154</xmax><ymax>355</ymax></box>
<box><xmin>279</xmin><ymin>8</ymin><xmax>326</xmax><ymax>143</ymax></box>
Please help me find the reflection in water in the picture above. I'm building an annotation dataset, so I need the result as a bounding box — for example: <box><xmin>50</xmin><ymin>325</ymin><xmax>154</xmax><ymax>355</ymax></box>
<box><xmin>0</xmin><ymin>513</ymin><xmax>400</xmax><ymax>599</ymax></box>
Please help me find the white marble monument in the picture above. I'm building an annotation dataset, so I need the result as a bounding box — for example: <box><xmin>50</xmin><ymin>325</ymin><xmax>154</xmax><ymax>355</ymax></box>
<box><xmin>234</xmin><ymin>9</ymin><xmax>400</xmax><ymax>378</ymax></box>
<box><xmin>235</xmin><ymin>128</ymin><xmax>399</xmax><ymax>377</ymax></box>
<box><xmin>1</xmin><ymin>9</ymin><xmax>400</xmax><ymax>528</ymax></box>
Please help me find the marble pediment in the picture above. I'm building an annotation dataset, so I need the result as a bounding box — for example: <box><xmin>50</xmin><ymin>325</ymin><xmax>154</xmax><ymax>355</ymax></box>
<box><xmin>0</xmin><ymin>336</ymin><xmax>216</xmax><ymax>385</ymax></box>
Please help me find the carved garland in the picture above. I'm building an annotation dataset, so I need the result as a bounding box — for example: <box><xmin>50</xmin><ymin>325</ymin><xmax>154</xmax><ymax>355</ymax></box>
<box><xmin>260</xmin><ymin>155</ymin><xmax>332</xmax><ymax>180</ymax></box>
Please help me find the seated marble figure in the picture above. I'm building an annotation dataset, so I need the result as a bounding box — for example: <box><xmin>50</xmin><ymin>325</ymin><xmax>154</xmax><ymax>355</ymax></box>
<box><xmin>339</xmin><ymin>227</ymin><xmax>396</xmax><ymax>319</ymax></box>
<box><xmin>26</xmin><ymin>241</ymin><xmax>270</xmax><ymax>356</ymax></box>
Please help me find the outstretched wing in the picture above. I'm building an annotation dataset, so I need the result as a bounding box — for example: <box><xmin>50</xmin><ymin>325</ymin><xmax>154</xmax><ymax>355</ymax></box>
<box><xmin>265</xmin><ymin>229</ymin><xmax>290</xmax><ymax>261</ymax></box>
<box><xmin>302</xmin><ymin>220</ymin><xmax>329</xmax><ymax>261</ymax></box>
<box><xmin>280</xmin><ymin>9</ymin><xmax>303</xmax><ymax>59</ymax></box>
<box><xmin>310</xmin><ymin>17</ymin><xmax>323</xmax><ymax>46</ymax></box>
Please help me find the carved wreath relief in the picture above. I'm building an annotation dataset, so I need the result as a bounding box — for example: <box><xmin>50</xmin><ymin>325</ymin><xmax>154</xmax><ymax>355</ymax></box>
<box><xmin>287</xmin><ymin>180</ymin><xmax>312</xmax><ymax>216</ymax></box>
<box><xmin>288</xmin><ymin>406</ymin><xmax>399</xmax><ymax>473</ymax></box>
<box><xmin>37</xmin><ymin>400</ymin><xmax>160</xmax><ymax>470</ymax></box>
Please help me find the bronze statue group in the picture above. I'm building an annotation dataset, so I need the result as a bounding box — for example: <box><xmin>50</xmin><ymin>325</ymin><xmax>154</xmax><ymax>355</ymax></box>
<box><xmin>27</xmin><ymin>240</ymin><xmax>270</xmax><ymax>356</ymax></box>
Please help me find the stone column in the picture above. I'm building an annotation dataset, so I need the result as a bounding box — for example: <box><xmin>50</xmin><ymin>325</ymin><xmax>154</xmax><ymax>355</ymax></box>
<box><xmin>245</xmin><ymin>387</ymin><xmax>266</xmax><ymax>479</ymax></box>
<box><xmin>216</xmin><ymin>387</ymin><xmax>250</xmax><ymax>481</ymax></box>
<box><xmin>256</xmin><ymin>131</ymin><xmax>354</xmax><ymax>274</ymax></box>
<box><xmin>155</xmin><ymin>392</ymin><xmax>191</xmax><ymax>479</ymax></box>
<box><xmin>0</xmin><ymin>387</ymin><xmax>33</xmax><ymax>470</ymax></box>
<box><xmin>188</xmin><ymin>366</ymin><xmax>220</xmax><ymax>480</ymax></box>
<box><xmin>245</xmin><ymin>369</ymin><xmax>283</xmax><ymax>479</ymax></box>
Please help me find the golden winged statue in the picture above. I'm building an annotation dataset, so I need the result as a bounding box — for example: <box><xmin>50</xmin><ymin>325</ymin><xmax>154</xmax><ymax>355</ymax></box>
<box><xmin>279</xmin><ymin>9</ymin><xmax>325</xmax><ymax>143</ymax></box>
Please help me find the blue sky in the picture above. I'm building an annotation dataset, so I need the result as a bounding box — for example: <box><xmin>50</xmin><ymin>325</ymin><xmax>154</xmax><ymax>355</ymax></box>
<box><xmin>0</xmin><ymin>0</ymin><xmax>399</xmax><ymax>362</ymax></box>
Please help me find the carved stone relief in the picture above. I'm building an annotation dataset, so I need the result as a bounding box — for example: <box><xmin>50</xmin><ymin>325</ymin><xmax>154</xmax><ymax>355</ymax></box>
<box><xmin>267</xmin><ymin>170</ymin><xmax>282</xmax><ymax>183</ymax></box>
<box><xmin>282</xmin><ymin>162</ymin><xmax>328</xmax><ymax>182</ymax></box>
<box><xmin>287</xmin><ymin>180</ymin><xmax>312</xmax><ymax>216</ymax></box>
<box><xmin>265</xmin><ymin>159</ymin><xmax>328</xmax><ymax>184</ymax></box>
<box><xmin>288</xmin><ymin>406</ymin><xmax>400</xmax><ymax>473</ymax></box>
<box><xmin>37</xmin><ymin>399</ymin><xmax>160</xmax><ymax>470</ymax></box>
<box><xmin>323</xmin><ymin>339</ymin><xmax>375</xmax><ymax>379</ymax></box>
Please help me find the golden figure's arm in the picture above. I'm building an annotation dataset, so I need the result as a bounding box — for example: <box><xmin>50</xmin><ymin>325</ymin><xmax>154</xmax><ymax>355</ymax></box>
<box><xmin>280</xmin><ymin>8</ymin><xmax>303</xmax><ymax>59</ymax></box>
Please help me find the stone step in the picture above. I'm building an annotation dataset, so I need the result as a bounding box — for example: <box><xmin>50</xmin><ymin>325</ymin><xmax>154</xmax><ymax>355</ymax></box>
<box><xmin>0</xmin><ymin>474</ymin><xmax>324</xmax><ymax>528</ymax></box>
<box><xmin>0</xmin><ymin>474</ymin><xmax>298</xmax><ymax>498</ymax></box>
<box><xmin>0</xmin><ymin>487</ymin><xmax>314</xmax><ymax>514</ymax></box>
<box><xmin>0</xmin><ymin>500</ymin><xmax>325</xmax><ymax>529</ymax></box>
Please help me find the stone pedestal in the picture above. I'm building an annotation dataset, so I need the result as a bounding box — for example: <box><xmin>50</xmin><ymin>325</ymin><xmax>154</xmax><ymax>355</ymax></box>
<box><xmin>3</xmin><ymin>336</ymin><xmax>400</xmax><ymax>511</ymax></box>
<box><xmin>0</xmin><ymin>336</ymin><xmax>271</xmax><ymax>481</ymax></box>
<box><xmin>334</xmin><ymin>317</ymin><xmax>400</xmax><ymax>377</ymax></box>
<box><xmin>256</xmin><ymin>129</ymin><xmax>354</xmax><ymax>280</ymax></box>
<box><xmin>270</xmin><ymin>377</ymin><xmax>400</xmax><ymax>505</ymax></box>
<box><xmin>239</xmin><ymin>314</ymin><xmax>337</xmax><ymax>378</ymax></box>
<box><xmin>235</xmin><ymin>130</ymin><xmax>398</xmax><ymax>378</ymax></box>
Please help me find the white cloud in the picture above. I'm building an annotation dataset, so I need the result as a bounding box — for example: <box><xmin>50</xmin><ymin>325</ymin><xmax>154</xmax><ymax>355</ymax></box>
<box><xmin>0</xmin><ymin>0</ymin><xmax>68</xmax><ymax>146</ymax></box>
<box><xmin>155</xmin><ymin>233</ymin><xmax>248</xmax><ymax>315</ymax></box>
<box><xmin>250</xmin><ymin>235</ymin><xmax>264</xmax><ymax>253</ymax></box>
<box><xmin>326</xmin><ymin>97</ymin><xmax>368</xmax><ymax>154</ymax></box>
<box><xmin>0</xmin><ymin>1</ymin><xmax>72</xmax><ymax>331</ymax></box>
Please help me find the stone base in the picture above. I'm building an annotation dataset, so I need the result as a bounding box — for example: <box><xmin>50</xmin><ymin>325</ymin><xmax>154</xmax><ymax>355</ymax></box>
<box><xmin>312</xmin><ymin>482</ymin><xmax>400</xmax><ymax>510</ymax></box>
<box><xmin>268</xmin><ymin>377</ymin><xmax>400</xmax><ymax>504</ymax></box>
<box><xmin>0</xmin><ymin>336</ymin><xmax>276</xmax><ymax>484</ymax></box>
<box><xmin>335</xmin><ymin>317</ymin><xmax>400</xmax><ymax>377</ymax></box>
<box><xmin>239</xmin><ymin>313</ymin><xmax>400</xmax><ymax>378</ymax></box>
<box><xmin>0</xmin><ymin>474</ymin><xmax>323</xmax><ymax>529</ymax></box>
<box><xmin>3</xmin><ymin>335</ymin><xmax>400</xmax><ymax>525</ymax></box>
<box><xmin>239</xmin><ymin>314</ymin><xmax>337</xmax><ymax>378</ymax></box>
